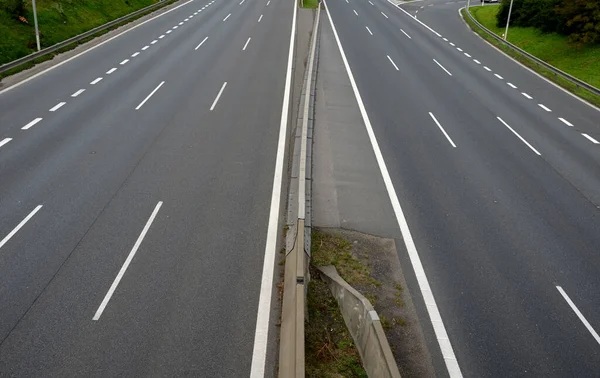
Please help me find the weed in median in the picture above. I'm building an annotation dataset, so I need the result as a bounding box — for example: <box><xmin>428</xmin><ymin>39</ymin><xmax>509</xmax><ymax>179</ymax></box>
<box><xmin>311</xmin><ymin>229</ymin><xmax>380</xmax><ymax>288</ymax></box>
<box><xmin>305</xmin><ymin>275</ymin><xmax>367</xmax><ymax>378</ymax></box>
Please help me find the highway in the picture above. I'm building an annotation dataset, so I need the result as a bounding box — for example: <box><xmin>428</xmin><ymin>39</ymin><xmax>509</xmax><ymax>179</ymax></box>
<box><xmin>316</xmin><ymin>0</ymin><xmax>600</xmax><ymax>376</ymax></box>
<box><xmin>0</xmin><ymin>0</ymin><xmax>295</xmax><ymax>376</ymax></box>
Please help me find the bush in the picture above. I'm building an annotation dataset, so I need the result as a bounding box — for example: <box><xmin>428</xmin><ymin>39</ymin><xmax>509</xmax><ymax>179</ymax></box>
<box><xmin>496</xmin><ymin>0</ymin><xmax>564</xmax><ymax>33</ymax></box>
<box><xmin>556</xmin><ymin>0</ymin><xmax>600</xmax><ymax>45</ymax></box>
<box><xmin>496</xmin><ymin>0</ymin><xmax>600</xmax><ymax>44</ymax></box>
<box><xmin>1</xmin><ymin>0</ymin><xmax>26</xmax><ymax>18</ymax></box>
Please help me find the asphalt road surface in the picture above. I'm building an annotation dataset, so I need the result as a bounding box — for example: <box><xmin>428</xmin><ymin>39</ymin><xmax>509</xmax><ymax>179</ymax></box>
<box><xmin>317</xmin><ymin>0</ymin><xmax>600</xmax><ymax>376</ymax></box>
<box><xmin>0</xmin><ymin>0</ymin><xmax>296</xmax><ymax>376</ymax></box>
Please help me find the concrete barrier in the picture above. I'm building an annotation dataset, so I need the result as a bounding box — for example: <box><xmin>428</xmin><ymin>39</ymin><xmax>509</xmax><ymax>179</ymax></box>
<box><xmin>278</xmin><ymin>3</ymin><xmax>320</xmax><ymax>377</ymax></box>
<box><xmin>318</xmin><ymin>265</ymin><xmax>402</xmax><ymax>378</ymax></box>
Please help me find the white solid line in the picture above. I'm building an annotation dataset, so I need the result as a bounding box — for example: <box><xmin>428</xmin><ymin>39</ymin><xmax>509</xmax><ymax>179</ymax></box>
<box><xmin>120</xmin><ymin>59</ymin><xmax>129</xmax><ymax>65</ymax></box>
<box><xmin>93</xmin><ymin>202</ymin><xmax>162</xmax><ymax>321</ymax></box>
<box><xmin>258</xmin><ymin>14</ymin><xmax>263</xmax><ymax>22</ymax></box>
<box><xmin>151</xmin><ymin>39</ymin><xmax>158</xmax><ymax>44</ymax></box>
<box><xmin>582</xmin><ymin>133</ymin><xmax>600</xmax><ymax>144</ymax></box>
<box><xmin>132</xmin><ymin>52</ymin><xmax>140</xmax><ymax>57</ymax></box>
<box><xmin>473</xmin><ymin>59</ymin><xmax>481</xmax><ymax>64</ymax></box>
<box><xmin>159</xmin><ymin>34</ymin><xmax>165</xmax><ymax>39</ymax></box>
<box><xmin>556</xmin><ymin>286</ymin><xmax>600</xmax><ymax>345</ymax></box>
<box><xmin>558</xmin><ymin>117</ymin><xmax>573</xmax><ymax>127</ymax></box>
<box><xmin>366</xmin><ymin>26</ymin><xmax>373</xmax><ymax>35</ymax></box>
<box><xmin>497</xmin><ymin>117</ymin><xmax>541</xmax><ymax>155</ymax></box>
<box><xmin>142</xmin><ymin>45</ymin><xmax>150</xmax><ymax>50</ymax></box>
<box><xmin>324</xmin><ymin>1</ymin><xmax>462</xmax><ymax>377</ymax></box>
<box><xmin>195</xmin><ymin>36</ymin><xmax>208</xmax><ymax>50</ymax></box>
<box><xmin>483</xmin><ymin>66</ymin><xmax>491</xmax><ymax>71</ymax></box>
<box><xmin>0</xmin><ymin>205</ymin><xmax>43</xmax><ymax>250</ymax></box>
<box><xmin>538</xmin><ymin>104</ymin><xmax>552</xmax><ymax>112</ymax></box>
<box><xmin>223</xmin><ymin>13</ymin><xmax>231</xmax><ymax>21</ymax></box>
<box><xmin>400</xmin><ymin>29</ymin><xmax>412</xmax><ymax>39</ymax></box>
<box><xmin>243</xmin><ymin>37</ymin><xmax>252</xmax><ymax>51</ymax></box>
<box><xmin>210</xmin><ymin>82</ymin><xmax>227</xmax><ymax>111</ymax></box>
<box><xmin>71</xmin><ymin>89</ymin><xmax>85</xmax><ymax>97</ymax></box>
<box><xmin>387</xmin><ymin>55</ymin><xmax>399</xmax><ymax>71</ymax></box>
<box><xmin>433</xmin><ymin>59</ymin><xmax>452</xmax><ymax>76</ymax></box>
<box><xmin>381</xmin><ymin>11</ymin><xmax>388</xmax><ymax>18</ymax></box>
<box><xmin>90</xmin><ymin>77</ymin><xmax>103</xmax><ymax>85</ymax></box>
<box><xmin>49</xmin><ymin>102</ymin><xmax>66</xmax><ymax>111</ymax></box>
<box><xmin>464</xmin><ymin>52</ymin><xmax>471</xmax><ymax>57</ymax></box>
<box><xmin>249</xmin><ymin>0</ymin><xmax>296</xmax><ymax>375</ymax></box>
<box><xmin>456</xmin><ymin>47</ymin><xmax>463</xmax><ymax>52</ymax></box>
<box><xmin>135</xmin><ymin>81</ymin><xmax>165</xmax><ymax>110</ymax></box>
<box><xmin>494</xmin><ymin>73</ymin><xmax>503</xmax><ymax>79</ymax></box>
<box><xmin>106</xmin><ymin>68</ymin><xmax>117</xmax><ymax>74</ymax></box>
<box><xmin>507</xmin><ymin>82</ymin><xmax>517</xmax><ymax>89</ymax></box>
<box><xmin>449</xmin><ymin>42</ymin><xmax>455</xmax><ymax>46</ymax></box>
<box><xmin>522</xmin><ymin>92</ymin><xmax>533</xmax><ymax>99</ymax></box>
<box><xmin>22</xmin><ymin>117</ymin><xmax>43</xmax><ymax>130</ymax></box>
<box><xmin>0</xmin><ymin>138</ymin><xmax>12</xmax><ymax>149</ymax></box>
<box><xmin>0</xmin><ymin>0</ymin><xmax>196</xmax><ymax>96</ymax></box>
<box><xmin>354</xmin><ymin>9</ymin><xmax>358</xmax><ymax>15</ymax></box>
<box><xmin>429</xmin><ymin>112</ymin><xmax>457</xmax><ymax>147</ymax></box>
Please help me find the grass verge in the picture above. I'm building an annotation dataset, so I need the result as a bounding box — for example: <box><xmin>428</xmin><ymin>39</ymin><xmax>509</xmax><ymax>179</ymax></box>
<box><xmin>305</xmin><ymin>230</ymin><xmax>368</xmax><ymax>378</ymax></box>
<box><xmin>463</xmin><ymin>6</ymin><xmax>600</xmax><ymax>108</ymax></box>
<box><xmin>0</xmin><ymin>0</ymin><xmax>177</xmax><ymax>80</ymax></box>
<box><xmin>300</xmin><ymin>0</ymin><xmax>319</xmax><ymax>9</ymax></box>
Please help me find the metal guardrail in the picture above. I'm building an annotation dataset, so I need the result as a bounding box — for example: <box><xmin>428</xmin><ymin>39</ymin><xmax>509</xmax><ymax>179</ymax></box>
<box><xmin>465</xmin><ymin>6</ymin><xmax>600</xmax><ymax>97</ymax></box>
<box><xmin>0</xmin><ymin>0</ymin><xmax>171</xmax><ymax>75</ymax></box>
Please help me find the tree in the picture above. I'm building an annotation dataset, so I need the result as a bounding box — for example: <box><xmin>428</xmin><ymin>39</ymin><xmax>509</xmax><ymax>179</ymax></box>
<box><xmin>555</xmin><ymin>0</ymin><xmax>600</xmax><ymax>44</ymax></box>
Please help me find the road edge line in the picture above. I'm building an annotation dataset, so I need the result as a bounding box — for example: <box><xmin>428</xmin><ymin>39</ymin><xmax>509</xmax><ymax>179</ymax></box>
<box><xmin>249</xmin><ymin>0</ymin><xmax>298</xmax><ymax>375</ymax></box>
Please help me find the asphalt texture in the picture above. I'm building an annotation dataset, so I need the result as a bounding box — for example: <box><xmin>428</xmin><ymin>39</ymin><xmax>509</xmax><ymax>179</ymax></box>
<box><xmin>0</xmin><ymin>0</ymin><xmax>295</xmax><ymax>376</ymax></box>
<box><xmin>314</xmin><ymin>0</ymin><xmax>600</xmax><ymax>376</ymax></box>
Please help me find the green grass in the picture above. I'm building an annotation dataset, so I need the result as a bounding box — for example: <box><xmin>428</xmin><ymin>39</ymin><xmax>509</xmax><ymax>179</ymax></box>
<box><xmin>305</xmin><ymin>277</ymin><xmax>368</xmax><ymax>378</ymax></box>
<box><xmin>300</xmin><ymin>0</ymin><xmax>318</xmax><ymax>9</ymax></box>
<box><xmin>464</xmin><ymin>6</ymin><xmax>600</xmax><ymax>107</ymax></box>
<box><xmin>311</xmin><ymin>230</ymin><xmax>379</xmax><ymax>288</ymax></box>
<box><xmin>0</xmin><ymin>0</ymin><xmax>160</xmax><ymax>67</ymax></box>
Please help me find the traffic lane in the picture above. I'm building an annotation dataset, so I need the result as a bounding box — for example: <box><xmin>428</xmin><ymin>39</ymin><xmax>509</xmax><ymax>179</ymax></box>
<box><xmin>0</xmin><ymin>0</ymin><xmax>293</xmax><ymax>375</ymax></box>
<box><xmin>0</xmin><ymin>0</ymin><xmax>244</xmax><ymax>341</ymax></box>
<box><xmin>0</xmin><ymin>0</ymin><xmax>227</xmax><ymax>136</ymax></box>
<box><xmin>324</xmin><ymin>1</ymin><xmax>600</xmax><ymax>376</ymax></box>
<box><xmin>0</xmin><ymin>0</ymin><xmax>285</xmax><ymax>347</ymax></box>
<box><xmin>354</xmin><ymin>0</ymin><xmax>600</xmax><ymax>205</ymax></box>
<box><xmin>414</xmin><ymin>3</ymin><xmax>600</xmax><ymax>137</ymax></box>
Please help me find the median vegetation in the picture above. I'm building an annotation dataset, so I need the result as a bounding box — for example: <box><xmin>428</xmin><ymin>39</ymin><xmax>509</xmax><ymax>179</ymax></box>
<box><xmin>464</xmin><ymin>4</ymin><xmax>600</xmax><ymax>106</ymax></box>
<box><xmin>0</xmin><ymin>0</ymin><xmax>161</xmax><ymax>66</ymax></box>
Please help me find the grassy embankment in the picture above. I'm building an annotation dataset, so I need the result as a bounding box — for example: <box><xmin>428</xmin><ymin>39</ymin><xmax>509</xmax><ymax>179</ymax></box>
<box><xmin>464</xmin><ymin>5</ymin><xmax>600</xmax><ymax>107</ymax></box>
<box><xmin>0</xmin><ymin>0</ymin><xmax>170</xmax><ymax>78</ymax></box>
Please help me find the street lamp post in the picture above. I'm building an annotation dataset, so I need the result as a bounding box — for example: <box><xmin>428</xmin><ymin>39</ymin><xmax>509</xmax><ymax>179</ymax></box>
<box><xmin>504</xmin><ymin>0</ymin><xmax>515</xmax><ymax>40</ymax></box>
<box><xmin>32</xmin><ymin>0</ymin><xmax>41</xmax><ymax>51</ymax></box>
